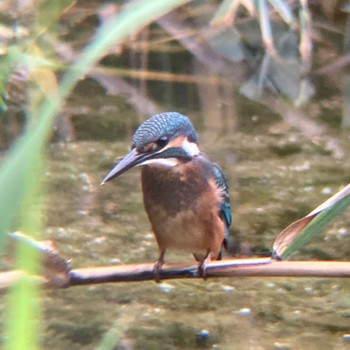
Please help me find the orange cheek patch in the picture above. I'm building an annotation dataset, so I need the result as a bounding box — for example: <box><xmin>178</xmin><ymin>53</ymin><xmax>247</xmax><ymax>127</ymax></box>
<box><xmin>166</xmin><ymin>136</ymin><xmax>186</xmax><ymax>148</ymax></box>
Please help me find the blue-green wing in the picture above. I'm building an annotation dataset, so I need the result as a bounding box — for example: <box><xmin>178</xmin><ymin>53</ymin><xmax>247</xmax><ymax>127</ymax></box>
<box><xmin>212</xmin><ymin>163</ymin><xmax>232</xmax><ymax>246</ymax></box>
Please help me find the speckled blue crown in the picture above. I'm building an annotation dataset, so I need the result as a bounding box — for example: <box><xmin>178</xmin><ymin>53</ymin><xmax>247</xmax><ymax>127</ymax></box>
<box><xmin>132</xmin><ymin>112</ymin><xmax>198</xmax><ymax>149</ymax></box>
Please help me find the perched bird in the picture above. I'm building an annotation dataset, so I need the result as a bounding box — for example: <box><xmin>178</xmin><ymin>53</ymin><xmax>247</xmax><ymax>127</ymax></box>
<box><xmin>101</xmin><ymin>112</ymin><xmax>232</xmax><ymax>281</ymax></box>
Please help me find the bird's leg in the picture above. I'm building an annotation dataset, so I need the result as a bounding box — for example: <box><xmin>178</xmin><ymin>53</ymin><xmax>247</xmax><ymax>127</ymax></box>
<box><xmin>198</xmin><ymin>250</ymin><xmax>211</xmax><ymax>280</ymax></box>
<box><xmin>153</xmin><ymin>250</ymin><xmax>165</xmax><ymax>283</ymax></box>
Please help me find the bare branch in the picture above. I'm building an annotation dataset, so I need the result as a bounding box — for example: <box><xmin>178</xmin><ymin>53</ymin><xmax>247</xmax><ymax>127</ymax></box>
<box><xmin>2</xmin><ymin>258</ymin><xmax>350</xmax><ymax>290</ymax></box>
<box><xmin>68</xmin><ymin>259</ymin><xmax>350</xmax><ymax>286</ymax></box>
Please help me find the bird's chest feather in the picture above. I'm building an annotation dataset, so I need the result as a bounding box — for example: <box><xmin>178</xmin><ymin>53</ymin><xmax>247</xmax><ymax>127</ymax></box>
<box><xmin>141</xmin><ymin>159</ymin><xmax>223</xmax><ymax>252</ymax></box>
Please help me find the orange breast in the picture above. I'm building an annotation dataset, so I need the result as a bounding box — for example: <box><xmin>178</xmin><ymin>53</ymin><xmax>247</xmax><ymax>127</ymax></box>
<box><xmin>141</xmin><ymin>155</ymin><xmax>225</xmax><ymax>258</ymax></box>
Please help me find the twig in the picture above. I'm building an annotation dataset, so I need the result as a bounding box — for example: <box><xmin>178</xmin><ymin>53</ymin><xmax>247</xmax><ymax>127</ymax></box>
<box><xmin>313</xmin><ymin>53</ymin><xmax>350</xmax><ymax>77</ymax></box>
<box><xmin>2</xmin><ymin>259</ymin><xmax>350</xmax><ymax>290</ymax></box>
<box><xmin>69</xmin><ymin>258</ymin><xmax>271</xmax><ymax>285</ymax></box>
<box><xmin>68</xmin><ymin>259</ymin><xmax>350</xmax><ymax>286</ymax></box>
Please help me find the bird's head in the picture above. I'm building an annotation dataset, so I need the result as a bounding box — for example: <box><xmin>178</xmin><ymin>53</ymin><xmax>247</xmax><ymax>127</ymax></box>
<box><xmin>101</xmin><ymin>112</ymin><xmax>199</xmax><ymax>184</ymax></box>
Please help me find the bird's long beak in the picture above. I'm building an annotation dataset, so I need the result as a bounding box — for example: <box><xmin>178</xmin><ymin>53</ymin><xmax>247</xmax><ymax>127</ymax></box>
<box><xmin>101</xmin><ymin>148</ymin><xmax>151</xmax><ymax>185</ymax></box>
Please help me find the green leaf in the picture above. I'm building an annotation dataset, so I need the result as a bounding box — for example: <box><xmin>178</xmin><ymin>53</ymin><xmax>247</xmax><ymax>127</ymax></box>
<box><xmin>273</xmin><ymin>184</ymin><xmax>350</xmax><ymax>260</ymax></box>
<box><xmin>1</xmin><ymin>2</ymin><xmax>192</xmax><ymax>350</ymax></box>
<box><xmin>0</xmin><ymin>0</ymin><xmax>191</xmax><ymax>251</ymax></box>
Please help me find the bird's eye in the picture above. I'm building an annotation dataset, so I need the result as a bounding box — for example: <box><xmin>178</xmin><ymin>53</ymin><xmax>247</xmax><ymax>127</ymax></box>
<box><xmin>156</xmin><ymin>136</ymin><xmax>168</xmax><ymax>148</ymax></box>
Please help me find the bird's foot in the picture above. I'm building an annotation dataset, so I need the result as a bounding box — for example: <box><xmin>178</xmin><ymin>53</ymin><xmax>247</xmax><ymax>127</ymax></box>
<box><xmin>198</xmin><ymin>252</ymin><xmax>211</xmax><ymax>281</ymax></box>
<box><xmin>153</xmin><ymin>254</ymin><xmax>165</xmax><ymax>283</ymax></box>
<box><xmin>198</xmin><ymin>262</ymin><xmax>207</xmax><ymax>280</ymax></box>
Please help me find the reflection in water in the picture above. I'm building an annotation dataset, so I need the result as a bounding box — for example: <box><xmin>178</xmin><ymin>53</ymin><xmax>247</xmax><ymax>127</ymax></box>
<box><xmin>1</xmin><ymin>1</ymin><xmax>350</xmax><ymax>349</ymax></box>
<box><xmin>195</xmin><ymin>62</ymin><xmax>237</xmax><ymax>133</ymax></box>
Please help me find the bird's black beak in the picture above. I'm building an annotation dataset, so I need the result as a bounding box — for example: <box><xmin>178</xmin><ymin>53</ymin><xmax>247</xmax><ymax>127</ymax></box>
<box><xmin>101</xmin><ymin>148</ymin><xmax>152</xmax><ymax>185</ymax></box>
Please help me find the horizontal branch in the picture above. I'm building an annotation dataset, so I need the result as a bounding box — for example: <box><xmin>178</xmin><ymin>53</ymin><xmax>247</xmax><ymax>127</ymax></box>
<box><xmin>69</xmin><ymin>259</ymin><xmax>350</xmax><ymax>286</ymax></box>
<box><xmin>1</xmin><ymin>258</ymin><xmax>350</xmax><ymax>289</ymax></box>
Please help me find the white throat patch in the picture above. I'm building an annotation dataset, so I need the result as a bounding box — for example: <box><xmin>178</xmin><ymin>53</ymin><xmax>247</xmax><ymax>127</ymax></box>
<box><xmin>182</xmin><ymin>138</ymin><xmax>200</xmax><ymax>156</ymax></box>
<box><xmin>138</xmin><ymin>158</ymin><xmax>178</xmax><ymax>168</ymax></box>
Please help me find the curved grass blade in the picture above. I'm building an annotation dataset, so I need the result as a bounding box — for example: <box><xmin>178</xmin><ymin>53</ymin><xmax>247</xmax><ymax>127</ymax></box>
<box><xmin>258</xmin><ymin>0</ymin><xmax>277</xmax><ymax>57</ymax></box>
<box><xmin>0</xmin><ymin>0</ymin><xmax>191</xmax><ymax>251</ymax></box>
<box><xmin>273</xmin><ymin>183</ymin><xmax>350</xmax><ymax>260</ymax></box>
<box><xmin>1</xmin><ymin>2</ymin><xmax>192</xmax><ymax>349</ymax></box>
<box><xmin>268</xmin><ymin>0</ymin><xmax>295</xmax><ymax>27</ymax></box>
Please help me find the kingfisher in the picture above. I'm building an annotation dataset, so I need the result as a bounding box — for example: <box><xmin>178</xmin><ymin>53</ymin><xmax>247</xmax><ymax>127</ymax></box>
<box><xmin>101</xmin><ymin>112</ymin><xmax>232</xmax><ymax>281</ymax></box>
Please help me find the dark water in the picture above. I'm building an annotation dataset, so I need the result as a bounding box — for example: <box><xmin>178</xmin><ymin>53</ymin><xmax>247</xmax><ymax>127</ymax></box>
<box><xmin>41</xmin><ymin>96</ymin><xmax>350</xmax><ymax>349</ymax></box>
<box><xmin>1</xmin><ymin>2</ymin><xmax>350</xmax><ymax>349</ymax></box>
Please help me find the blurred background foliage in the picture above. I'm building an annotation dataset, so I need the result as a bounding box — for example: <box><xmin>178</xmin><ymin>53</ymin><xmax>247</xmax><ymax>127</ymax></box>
<box><xmin>1</xmin><ymin>0</ymin><xmax>350</xmax><ymax>349</ymax></box>
<box><xmin>1</xmin><ymin>0</ymin><xmax>350</xmax><ymax>146</ymax></box>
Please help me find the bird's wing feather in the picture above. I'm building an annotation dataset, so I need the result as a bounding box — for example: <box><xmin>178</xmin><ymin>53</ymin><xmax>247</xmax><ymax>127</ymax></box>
<box><xmin>212</xmin><ymin>163</ymin><xmax>232</xmax><ymax>246</ymax></box>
